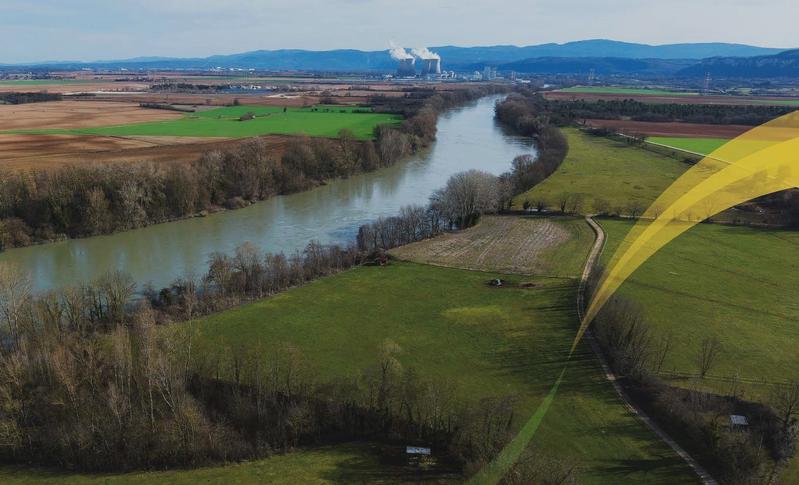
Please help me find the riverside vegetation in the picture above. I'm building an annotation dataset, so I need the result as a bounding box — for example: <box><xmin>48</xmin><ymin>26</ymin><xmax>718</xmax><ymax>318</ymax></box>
<box><xmin>0</xmin><ymin>87</ymin><xmax>504</xmax><ymax>251</ymax></box>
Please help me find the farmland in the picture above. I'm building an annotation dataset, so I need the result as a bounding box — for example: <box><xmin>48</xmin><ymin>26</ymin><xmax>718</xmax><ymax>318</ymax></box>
<box><xmin>557</xmin><ymin>86</ymin><xmax>698</xmax><ymax>96</ymax></box>
<box><xmin>0</xmin><ymin>79</ymin><xmax>98</xmax><ymax>86</ymax></box>
<box><xmin>0</xmin><ymin>133</ymin><xmax>298</xmax><ymax>171</ymax></box>
<box><xmin>513</xmin><ymin>128</ymin><xmax>689</xmax><ymax>214</ymax></box>
<box><xmin>0</xmin><ymin>101</ymin><xmax>182</xmax><ymax>131</ymax></box>
<box><xmin>389</xmin><ymin>215</ymin><xmax>593</xmax><ymax>277</ymax></box>
<box><xmin>0</xmin><ymin>100</ymin><xmax>400</xmax><ymax>170</ymax></box>
<box><xmin>3</xmin><ymin>104</ymin><xmax>401</xmax><ymax>140</ymax></box>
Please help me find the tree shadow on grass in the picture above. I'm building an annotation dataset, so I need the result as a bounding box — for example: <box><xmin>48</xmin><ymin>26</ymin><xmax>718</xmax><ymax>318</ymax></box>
<box><xmin>317</xmin><ymin>443</ymin><xmax>460</xmax><ymax>484</ymax></box>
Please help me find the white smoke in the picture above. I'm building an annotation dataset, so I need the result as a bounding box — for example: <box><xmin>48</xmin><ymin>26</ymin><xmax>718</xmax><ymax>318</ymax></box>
<box><xmin>389</xmin><ymin>41</ymin><xmax>413</xmax><ymax>60</ymax></box>
<box><xmin>411</xmin><ymin>47</ymin><xmax>440</xmax><ymax>60</ymax></box>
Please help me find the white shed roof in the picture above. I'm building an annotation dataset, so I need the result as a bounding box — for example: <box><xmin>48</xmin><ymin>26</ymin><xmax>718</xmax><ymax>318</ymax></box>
<box><xmin>730</xmin><ymin>415</ymin><xmax>749</xmax><ymax>426</ymax></box>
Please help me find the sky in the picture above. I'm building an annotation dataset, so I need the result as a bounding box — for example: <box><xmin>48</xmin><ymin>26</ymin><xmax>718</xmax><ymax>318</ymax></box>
<box><xmin>1</xmin><ymin>0</ymin><xmax>797</xmax><ymax>63</ymax></box>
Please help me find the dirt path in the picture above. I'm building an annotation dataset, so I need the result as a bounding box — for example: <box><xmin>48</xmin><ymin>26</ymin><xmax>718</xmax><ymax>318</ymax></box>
<box><xmin>578</xmin><ymin>217</ymin><xmax>717</xmax><ymax>485</ymax></box>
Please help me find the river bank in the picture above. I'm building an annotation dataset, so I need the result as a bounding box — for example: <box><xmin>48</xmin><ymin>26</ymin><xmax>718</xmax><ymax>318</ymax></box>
<box><xmin>1</xmin><ymin>95</ymin><xmax>534</xmax><ymax>293</ymax></box>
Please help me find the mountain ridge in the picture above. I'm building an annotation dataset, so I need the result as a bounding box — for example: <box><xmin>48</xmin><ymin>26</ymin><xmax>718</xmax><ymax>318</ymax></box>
<box><xmin>1</xmin><ymin>39</ymin><xmax>788</xmax><ymax>71</ymax></box>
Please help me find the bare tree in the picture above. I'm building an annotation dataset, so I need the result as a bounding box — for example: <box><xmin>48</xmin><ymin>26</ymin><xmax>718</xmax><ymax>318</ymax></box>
<box><xmin>0</xmin><ymin>264</ymin><xmax>32</xmax><ymax>349</ymax></box>
<box><xmin>627</xmin><ymin>200</ymin><xmax>645</xmax><ymax>219</ymax></box>
<box><xmin>567</xmin><ymin>194</ymin><xmax>585</xmax><ymax>215</ymax></box>
<box><xmin>593</xmin><ymin>197</ymin><xmax>611</xmax><ymax>216</ymax></box>
<box><xmin>770</xmin><ymin>380</ymin><xmax>799</xmax><ymax>461</ymax></box>
<box><xmin>98</xmin><ymin>271</ymin><xmax>136</xmax><ymax>325</ymax></box>
<box><xmin>653</xmin><ymin>332</ymin><xmax>675</xmax><ymax>374</ymax></box>
<box><xmin>84</xmin><ymin>187</ymin><xmax>112</xmax><ymax>235</ymax></box>
<box><xmin>697</xmin><ymin>336</ymin><xmax>722</xmax><ymax>378</ymax></box>
<box><xmin>558</xmin><ymin>193</ymin><xmax>572</xmax><ymax>214</ymax></box>
<box><xmin>430</xmin><ymin>170</ymin><xmax>499</xmax><ymax>228</ymax></box>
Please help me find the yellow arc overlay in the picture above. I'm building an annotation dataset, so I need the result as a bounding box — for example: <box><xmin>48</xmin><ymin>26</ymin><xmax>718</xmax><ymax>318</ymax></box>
<box><xmin>575</xmin><ymin>111</ymin><xmax>799</xmax><ymax>352</ymax></box>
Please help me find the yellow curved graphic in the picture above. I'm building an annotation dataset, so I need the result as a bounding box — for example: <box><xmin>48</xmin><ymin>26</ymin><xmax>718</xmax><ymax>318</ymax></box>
<box><xmin>575</xmin><ymin>112</ymin><xmax>799</xmax><ymax>351</ymax></box>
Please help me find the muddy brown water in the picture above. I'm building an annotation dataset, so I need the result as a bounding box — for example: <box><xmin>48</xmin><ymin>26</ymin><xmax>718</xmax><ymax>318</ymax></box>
<box><xmin>2</xmin><ymin>96</ymin><xmax>536</xmax><ymax>293</ymax></box>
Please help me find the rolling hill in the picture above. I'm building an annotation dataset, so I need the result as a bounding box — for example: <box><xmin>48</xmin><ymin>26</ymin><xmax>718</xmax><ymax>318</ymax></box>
<box><xmin>2</xmin><ymin>40</ymin><xmax>788</xmax><ymax>72</ymax></box>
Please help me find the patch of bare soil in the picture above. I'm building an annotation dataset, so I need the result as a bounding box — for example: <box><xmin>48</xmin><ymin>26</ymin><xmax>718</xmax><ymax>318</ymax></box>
<box><xmin>0</xmin><ymin>134</ymin><xmax>294</xmax><ymax>171</ymax></box>
<box><xmin>0</xmin><ymin>100</ymin><xmax>182</xmax><ymax>130</ymax></box>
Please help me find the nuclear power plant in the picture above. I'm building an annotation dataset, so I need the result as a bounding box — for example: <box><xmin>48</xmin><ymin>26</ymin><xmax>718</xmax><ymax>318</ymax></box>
<box><xmin>396</xmin><ymin>57</ymin><xmax>416</xmax><ymax>77</ymax></box>
<box><xmin>390</xmin><ymin>45</ymin><xmax>442</xmax><ymax>78</ymax></box>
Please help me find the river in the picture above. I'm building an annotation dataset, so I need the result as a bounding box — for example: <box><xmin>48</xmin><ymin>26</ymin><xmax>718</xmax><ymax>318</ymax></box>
<box><xmin>2</xmin><ymin>95</ymin><xmax>535</xmax><ymax>293</ymax></box>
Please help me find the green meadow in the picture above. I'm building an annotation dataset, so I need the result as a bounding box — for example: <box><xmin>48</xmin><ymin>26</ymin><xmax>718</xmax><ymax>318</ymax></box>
<box><xmin>175</xmin><ymin>261</ymin><xmax>693</xmax><ymax>484</ymax></box>
<box><xmin>598</xmin><ymin>218</ymin><xmax>799</xmax><ymax>481</ymax></box>
<box><xmin>647</xmin><ymin>136</ymin><xmax>730</xmax><ymax>155</ymax></box>
<box><xmin>599</xmin><ymin>219</ymin><xmax>799</xmax><ymax>397</ymax></box>
<box><xmin>4</xmin><ymin>105</ymin><xmax>401</xmax><ymax>140</ymax></box>
<box><xmin>514</xmin><ymin>128</ymin><xmax>689</xmax><ymax>214</ymax></box>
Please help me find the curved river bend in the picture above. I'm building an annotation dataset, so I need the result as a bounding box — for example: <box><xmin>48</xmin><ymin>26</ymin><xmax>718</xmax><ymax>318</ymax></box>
<box><xmin>3</xmin><ymin>96</ymin><xmax>535</xmax><ymax>293</ymax></box>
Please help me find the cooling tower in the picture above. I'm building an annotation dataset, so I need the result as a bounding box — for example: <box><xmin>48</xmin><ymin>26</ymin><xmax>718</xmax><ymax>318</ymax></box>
<box><xmin>421</xmin><ymin>58</ymin><xmax>441</xmax><ymax>76</ymax></box>
<box><xmin>396</xmin><ymin>58</ymin><xmax>416</xmax><ymax>77</ymax></box>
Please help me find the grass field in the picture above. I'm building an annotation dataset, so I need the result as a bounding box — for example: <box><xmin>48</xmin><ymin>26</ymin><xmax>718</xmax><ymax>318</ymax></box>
<box><xmin>0</xmin><ymin>443</ymin><xmax>446</xmax><ymax>484</ymax></box>
<box><xmin>556</xmin><ymin>86</ymin><xmax>698</xmax><ymax>96</ymax></box>
<box><xmin>3</xmin><ymin>105</ymin><xmax>401</xmax><ymax>140</ymax></box>
<box><xmin>599</xmin><ymin>219</ymin><xmax>799</xmax><ymax>397</ymax></box>
<box><xmin>647</xmin><ymin>136</ymin><xmax>730</xmax><ymax>155</ymax></box>
<box><xmin>390</xmin><ymin>216</ymin><xmax>593</xmax><ymax>278</ymax></box>
<box><xmin>514</xmin><ymin>128</ymin><xmax>689</xmax><ymax>214</ymax></box>
<box><xmin>171</xmin><ymin>261</ymin><xmax>695</xmax><ymax>484</ymax></box>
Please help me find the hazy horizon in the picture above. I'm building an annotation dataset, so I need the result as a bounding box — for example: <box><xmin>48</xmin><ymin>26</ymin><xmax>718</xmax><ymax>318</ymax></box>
<box><xmin>1</xmin><ymin>0</ymin><xmax>797</xmax><ymax>64</ymax></box>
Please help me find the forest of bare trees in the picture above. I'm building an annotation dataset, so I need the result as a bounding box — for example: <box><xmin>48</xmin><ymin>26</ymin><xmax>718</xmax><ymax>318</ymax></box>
<box><xmin>0</xmin><ymin>240</ymin><xmax>517</xmax><ymax>473</ymax></box>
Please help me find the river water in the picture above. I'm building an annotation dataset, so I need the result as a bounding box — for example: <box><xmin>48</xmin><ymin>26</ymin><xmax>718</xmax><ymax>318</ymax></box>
<box><xmin>2</xmin><ymin>95</ymin><xmax>535</xmax><ymax>293</ymax></box>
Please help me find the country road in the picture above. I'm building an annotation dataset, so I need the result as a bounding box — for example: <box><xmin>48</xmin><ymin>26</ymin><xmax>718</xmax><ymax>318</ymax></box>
<box><xmin>578</xmin><ymin>217</ymin><xmax>718</xmax><ymax>485</ymax></box>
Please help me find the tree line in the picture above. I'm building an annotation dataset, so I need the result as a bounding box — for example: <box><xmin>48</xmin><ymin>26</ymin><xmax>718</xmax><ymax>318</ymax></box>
<box><xmin>0</xmin><ymin>88</ymin><xmax>501</xmax><ymax>251</ymax></box>
<box><xmin>0</xmin><ymin>92</ymin><xmax>62</xmax><ymax>104</ymax></box>
<box><xmin>546</xmin><ymin>98</ymin><xmax>794</xmax><ymax>126</ymax></box>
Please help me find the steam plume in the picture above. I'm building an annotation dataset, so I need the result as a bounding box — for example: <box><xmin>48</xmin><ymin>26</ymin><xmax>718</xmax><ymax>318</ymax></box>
<box><xmin>411</xmin><ymin>47</ymin><xmax>440</xmax><ymax>60</ymax></box>
<box><xmin>389</xmin><ymin>41</ymin><xmax>413</xmax><ymax>60</ymax></box>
